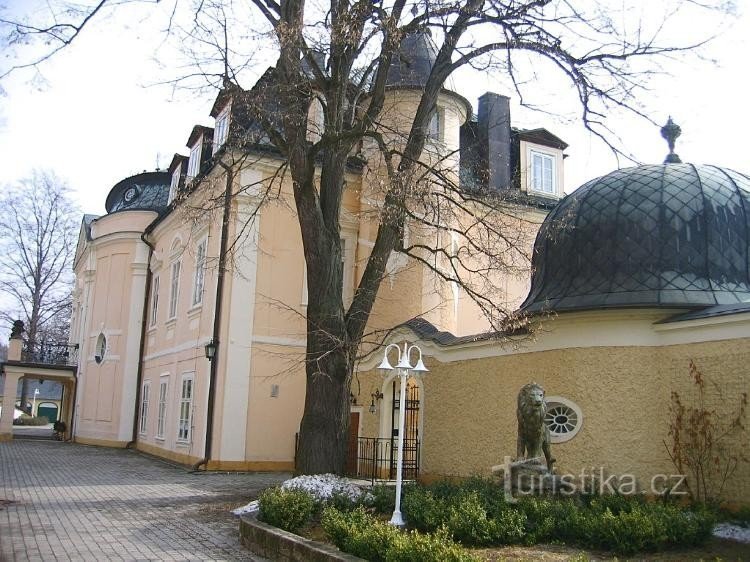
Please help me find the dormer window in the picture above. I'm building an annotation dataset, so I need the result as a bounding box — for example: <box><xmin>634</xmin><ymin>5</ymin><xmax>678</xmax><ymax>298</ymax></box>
<box><xmin>213</xmin><ymin>104</ymin><xmax>231</xmax><ymax>154</ymax></box>
<box><xmin>529</xmin><ymin>150</ymin><xmax>556</xmax><ymax>195</ymax></box>
<box><xmin>168</xmin><ymin>167</ymin><xmax>180</xmax><ymax>204</ymax></box>
<box><xmin>187</xmin><ymin>141</ymin><xmax>202</xmax><ymax>180</ymax></box>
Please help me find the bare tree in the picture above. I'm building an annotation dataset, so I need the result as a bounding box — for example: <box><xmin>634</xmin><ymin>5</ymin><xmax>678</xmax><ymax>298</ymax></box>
<box><xmin>0</xmin><ymin>0</ymin><xmax>732</xmax><ymax>472</ymax></box>
<box><xmin>0</xmin><ymin>170</ymin><xmax>78</xmax><ymax>411</ymax></box>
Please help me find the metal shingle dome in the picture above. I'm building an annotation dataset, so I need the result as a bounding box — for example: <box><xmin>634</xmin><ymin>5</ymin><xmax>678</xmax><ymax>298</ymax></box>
<box><xmin>521</xmin><ymin>163</ymin><xmax>750</xmax><ymax>313</ymax></box>
<box><xmin>386</xmin><ymin>29</ymin><xmax>438</xmax><ymax>88</ymax></box>
<box><xmin>105</xmin><ymin>171</ymin><xmax>170</xmax><ymax>214</ymax></box>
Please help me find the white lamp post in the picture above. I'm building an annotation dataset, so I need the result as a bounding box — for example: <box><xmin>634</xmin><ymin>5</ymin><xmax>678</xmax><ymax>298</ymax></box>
<box><xmin>378</xmin><ymin>342</ymin><xmax>428</xmax><ymax>526</ymax></box>
<box><xmin>32</xmin><ymin>388</ymin><xmax>40</xmax><ymax>416</ymax></box>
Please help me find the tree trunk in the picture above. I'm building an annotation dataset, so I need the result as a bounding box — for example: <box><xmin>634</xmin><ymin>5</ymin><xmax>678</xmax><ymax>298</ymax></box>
<box><xmin>295</xmin><ymin>339</ymin><xmax>352</xmax><ymax>474</ymax></box>
<box><xmin>295</xmin><ymin>213</ymin><xmax>354</xmax><ymax>474</ymax></box>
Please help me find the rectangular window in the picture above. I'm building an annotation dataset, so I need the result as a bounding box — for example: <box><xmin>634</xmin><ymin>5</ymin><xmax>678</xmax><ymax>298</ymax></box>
<box><xmin>192</xmin><ymin>239</ymin><xmax>207</xmax><ymax>306</ymax></box>
<box><xmin>156</xmin><ymin>377</ymin><xmax>168</xmax><ymax>439</ymax></box>
<box><xmin>187</xmin><ymin>142</ymin><xmax>202</xmax><ymax>179</ymax></box>
<box><xmin>139</xmin><ymin>382</ymin><xmax>150</xmax><ymax>435</ymax></box>
<box><xmin>213</xmin><ymin>105</ymin><xmax>230</xmax><ymax>153</ymax></box>
<box><xmin>150</xmin><ymin>275</ymin><xmax>160</xmax><ymax>327</ymax></box>
<box><xmin>168</xmin><ymin>260</ymin><xmax>181</xmax><ymax>319</ymax></box>
<box><xmin>530</xmin><ymin>151</ymin><xmax>555</xmax><ymax>194</ymax></box>
<box><xmin>427</xmin><ymin>109</ymin><xmax>442</xmax><ymax>141</ymax></box>
<box><xmin>177</xmin><ymin>374</ymin><xmax>194</xmax><ymax>442</ymax></box>
<box><xmin>168</xmin><ymin>167</ymin><xmax>180</xmax><ymax>204</ymax></box>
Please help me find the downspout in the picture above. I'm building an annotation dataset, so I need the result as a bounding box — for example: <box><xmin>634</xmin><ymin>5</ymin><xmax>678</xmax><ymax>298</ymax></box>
<box><xmin>193</xmin><ymin>163</ymin><xmax>234</xmax><ymax>471</ymax></box>
<box><xmin>127</xmin><ymin>232</ymin><xmax>155</xmax><ymax>448</ymax></box>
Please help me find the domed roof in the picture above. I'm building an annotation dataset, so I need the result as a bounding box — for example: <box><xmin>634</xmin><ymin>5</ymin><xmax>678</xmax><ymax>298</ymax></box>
<box><xmin>105</xmin><ymin>171</ymin><xmax>170</xmax><ymax>214</ymax></box>
<box><xmin>521</xmin><ymin>163</ymin><xmax>750</xmax><ymax>313</ymax></box>
<box><xmin>386</xmin><ymin>29</ymin><xmax>438</xmax><ymax>88</ymax></box>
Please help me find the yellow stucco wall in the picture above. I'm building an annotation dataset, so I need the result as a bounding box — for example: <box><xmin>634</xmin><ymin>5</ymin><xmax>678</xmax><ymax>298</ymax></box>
<box><xmin>357</xmin><ymin>337</ymin><xmax>750</xmax><ymax>502</ymax></box>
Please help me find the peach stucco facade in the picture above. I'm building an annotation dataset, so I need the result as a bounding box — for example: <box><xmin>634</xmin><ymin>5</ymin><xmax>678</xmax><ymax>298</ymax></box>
<box><xmin>70</xmin><ymin>83</ymin><xmax>561</xmax><ymax>470</ymax></box>
<box><xmin>355</xmin><ymin>310</ymin><xmax>750</xmax><ymax>504</ymax></box>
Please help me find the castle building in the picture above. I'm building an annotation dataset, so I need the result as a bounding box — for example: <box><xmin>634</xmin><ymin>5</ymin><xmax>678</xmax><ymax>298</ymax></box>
<box><xmin>54</xmin><ymin>30</ymin><xmax>566</xmax><ymax>470</ymax></box>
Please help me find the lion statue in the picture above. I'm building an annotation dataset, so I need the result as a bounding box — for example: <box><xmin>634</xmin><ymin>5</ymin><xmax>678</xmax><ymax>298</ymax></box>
<box><xmin>516</xmin><ymin>382</ymin><xmax>555</xmax><ymax>471</ymax></box>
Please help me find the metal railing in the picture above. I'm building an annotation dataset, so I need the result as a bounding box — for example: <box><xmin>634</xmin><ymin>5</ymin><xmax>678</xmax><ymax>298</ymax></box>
<box><xmin>347</xmin><ymin>437</ymin><xmax>420</xmax><ymax>483</ymax></box>
<box><xmin>20</xmin><ymin>342</ymin><xmax>79</xmax><ymax>366</ymax></box>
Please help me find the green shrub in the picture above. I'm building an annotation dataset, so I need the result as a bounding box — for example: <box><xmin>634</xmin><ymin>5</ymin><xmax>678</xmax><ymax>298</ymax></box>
<box><xmin>368</xmin><ymin>484</ymin><xmax>396</xmax><ymax>514</ymax></box>
<box><xmin>492</xmin><ymin>507</ymin><xmax>529</xmax><ymax>544</ymax></box>
<box><xmin>444</xmin><ymin>492</ymin><xmax>497</xmax><ymax>545</ymax></box>
<box><xmin>401</xmin><ymin>487</ymin><xmax>446</xmax><ymax>532</ymax></box>
<box><xmin>322</xmin><ymin>506</ymin><xmax>403</xmax><ymax>562</ymax></box>
<box><xmin>257</xmin><ymin>487</ymin><xmax>315</xmax><ymax>533</ymax></box>
<box><xmin>322</xmin><ymin>507</ymin><xmax>480</xmax><ymax>562</ymax></box>
<box><xmin>385</xmin><ymin>526</ymin><xmax>481</xmax><ymax>562</ymax></box>
<box><xmin>517</xmin><ymin>496</ymin><xmax>557</xmax><ymax>543</ymax></box>
<box><xmin>13</xmin><ymin>415</ymin><xmax>49</xmax><ymax>426</ymax></box>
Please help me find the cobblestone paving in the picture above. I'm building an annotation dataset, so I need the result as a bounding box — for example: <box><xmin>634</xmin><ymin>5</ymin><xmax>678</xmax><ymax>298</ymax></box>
<box><xmin>0</xmin><ymin>440</ymin><xmax>290</xmax><ymax>561</ymax></box>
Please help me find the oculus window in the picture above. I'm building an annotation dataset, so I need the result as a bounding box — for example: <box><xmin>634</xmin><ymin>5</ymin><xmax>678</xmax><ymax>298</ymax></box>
<box><xmin>544</xmin><ymin>396</ymin><xmax>582</xmax><ymax>443</ymax></box>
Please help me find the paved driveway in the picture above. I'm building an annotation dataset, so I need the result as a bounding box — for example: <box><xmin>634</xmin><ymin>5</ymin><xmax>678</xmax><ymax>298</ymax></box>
<box><xmin>0</xmin><ymin>440</ymin><xmax>290</xmax><ymax>561</ymax></box>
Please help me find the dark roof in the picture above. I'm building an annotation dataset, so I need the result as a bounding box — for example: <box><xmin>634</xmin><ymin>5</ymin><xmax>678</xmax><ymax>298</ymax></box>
<box><xmin>515</xmin><ymin>128</ymin><xmax>569</xmax><ymax>150</ymax></box>
<box><xmin>658</xmin><ymin>302</ymin><xmax>750</xmax><ymax>323</ymax></box>
<box><xmin>104</xmin><ymin>171</ymin><xmax>171</xmax><ymax>214</ymax></box>
<box><xmin>522</xmin><ymin>163</ymin><xmax>750</xmax><ymax>314</ymax></box>
<box><xmin>398</xmin><ymin>317</ymin><xmax>526</xmax><ymax>346</ymax></box>
<box><xmin>187</xmin><ymin>125</ymin><xmax>214</xmax><ymax>148</ymax></box>
<box><xmin>168</xmin><ymin>154</ymin><xmax>187</xmax><ymax>174</ymax></box>
<box><xmin>386</xmin><ymin>29</ymin><xmax>437</xmax><ymax>88</ymax></box>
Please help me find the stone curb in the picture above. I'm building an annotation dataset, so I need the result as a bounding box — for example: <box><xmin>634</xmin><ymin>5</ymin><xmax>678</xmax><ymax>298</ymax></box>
<box><xmin>239</xmin><ymin>512</ymin><xmax>364</xmax><ymax>562</ymax></box>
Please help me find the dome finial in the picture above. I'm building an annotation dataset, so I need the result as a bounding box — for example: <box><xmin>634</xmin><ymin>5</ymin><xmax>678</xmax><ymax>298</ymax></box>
<box><xmin>661</xmin><ymin>116</ymin><xmax>682</xmax><ymax>164</ymax></box>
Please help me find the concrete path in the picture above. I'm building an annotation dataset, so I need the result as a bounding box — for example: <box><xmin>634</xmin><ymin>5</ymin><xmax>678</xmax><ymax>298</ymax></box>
<box><xmin>0</xmin><ymin>440</ymin><xmax>290</xmax><ymax>561</ymax></box>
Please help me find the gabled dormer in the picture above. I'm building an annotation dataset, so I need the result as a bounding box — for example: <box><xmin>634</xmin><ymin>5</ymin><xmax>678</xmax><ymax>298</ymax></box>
<box><xmin>210</xmin><ymin>85</ymin><xmax>238</xmax><ymax>155</ymax></box>
<box><xmin>512</xmin><ymin>128</ymin><xmax>568</xmax><ymax>199</ymax></box>
<box><xmin>185</xmin><ymin>125</ymin><xmax>214</xmax><ymax>182</ymax></box>
<box><xmin>168</xmin><ymin>154</ymin><xmax>188</xmax><ymax>204</ymax></box>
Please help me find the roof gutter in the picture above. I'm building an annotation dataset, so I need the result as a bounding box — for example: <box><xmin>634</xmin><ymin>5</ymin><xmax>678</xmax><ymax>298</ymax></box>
<box><xmin>193</xmin><ymin>163</ymin><xmax>234</xmax><ymax>471</ymax></box>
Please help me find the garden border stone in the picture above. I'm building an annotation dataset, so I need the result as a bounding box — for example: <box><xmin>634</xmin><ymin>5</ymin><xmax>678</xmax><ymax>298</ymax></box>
<box><xmin>239</xmin><ymin>511</ymin><xmax>364</xmax><ymax>562</ymax></box>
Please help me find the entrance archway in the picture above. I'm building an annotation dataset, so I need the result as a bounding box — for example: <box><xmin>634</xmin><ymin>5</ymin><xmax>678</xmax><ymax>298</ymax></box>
<box><xmin>37</xmin><ymin>402</ymin><xmax>59</xmax><ymax>422</ymax></box>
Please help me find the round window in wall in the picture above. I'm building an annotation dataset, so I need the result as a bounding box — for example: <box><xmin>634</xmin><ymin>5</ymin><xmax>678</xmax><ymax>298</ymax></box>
<box><xmin>544</xmin><ymin>396</ymin><xmax>583</xmax><ymax>443</ymax></box>
<box><xmin>95</xmin><ymin>333</ymin><xmax>107</xmax><ymax>364</ymax></box>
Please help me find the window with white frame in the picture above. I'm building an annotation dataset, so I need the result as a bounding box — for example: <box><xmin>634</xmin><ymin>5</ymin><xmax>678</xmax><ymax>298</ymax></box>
<box><xmin>149</xmin><ymin>275</ymin><xmax>160</xmax><ymax>327</ymax></box>
<box><xmin>529</xmin><ymin>150</ymin><xmax>556</xmax><ymax>194</ymax></box>
<box><xmin>544</xmin><ymin>396</ymin><xmax>583</xmax><ymax>443</ymax></box>
<box><xmin>177</xmin><ymin>374</ymin><xmax>194</xmax><ymax>442</ymax></box>
<box><xmin>427</xmin><ymin>108</ymin><xmax>443</xmax><ymax>141</ymax></box>
<box><xmin>139</xmin><ymin>381</ymin><xmax>150</xmax><ymax>435</ymax></box>
<box><xmin>187</xmin><ymin>141</ymin><xmax>202</xmax><ymax>179</ymax></box>
<box><xmin>192</xmin><ymin>239</ymin><xmax>207</xmax><ymax>306</ymax></box>
<box><xmin>168</xmin><ymin>167</ymin><xmax>180</xmax><ymax>204</ymax></box>
<box><xmin>156</xmin><ymin>377</ymin><xmax>168</xmax><ymax>439</ymax></box>
<box><xmin>213</xmin><ymin>105</ymin><xmax>231</xmax><ymax>153</ymax></box>
<box><xmin>168</xmin><ymin>260</ymin><xmax>181</xmax><ymax>319</ymax></box>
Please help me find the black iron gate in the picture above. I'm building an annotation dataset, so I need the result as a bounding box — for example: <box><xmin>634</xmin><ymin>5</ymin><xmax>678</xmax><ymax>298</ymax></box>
<box><xmin>390</xmin><ymin>378</ymin><xmax>420</xmax><ymax>479</ymax></box>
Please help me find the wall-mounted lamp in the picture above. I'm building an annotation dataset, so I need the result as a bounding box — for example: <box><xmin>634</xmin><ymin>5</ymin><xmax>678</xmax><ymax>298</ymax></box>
<box><xmin>369</xmin><ymin>389</ymin><xmax>384</xmax><ymax>414</ymax></box>
<box><xmin>204</xmin><ymin>339</ymin><xmax>218</xmax><ymax>361</ymax></box>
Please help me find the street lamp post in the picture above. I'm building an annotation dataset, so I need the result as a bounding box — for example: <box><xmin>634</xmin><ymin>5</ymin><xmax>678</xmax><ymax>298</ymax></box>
<box><xmin>32</xmin><ymin>388</ymin><xmax>40</xmax><ymax>416</ymax></box>
<box><xmin>377</xmin><ymin>342</ymin><xmax>428</xmax><ymax>527</ymax></box>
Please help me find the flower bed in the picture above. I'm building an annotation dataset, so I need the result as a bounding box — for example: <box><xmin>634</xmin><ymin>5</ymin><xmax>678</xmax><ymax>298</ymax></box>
<box><xmin>254</xmin><ymin>475</ymin><xmax>717</xmax><ymax>560</ymax></box>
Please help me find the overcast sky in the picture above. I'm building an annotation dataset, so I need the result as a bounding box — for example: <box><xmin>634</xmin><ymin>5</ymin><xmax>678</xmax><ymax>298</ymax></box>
<box><xmin>0</xmin><ymin>1</ymin><xmax>748</xmax><ymax>216</ymax></box>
